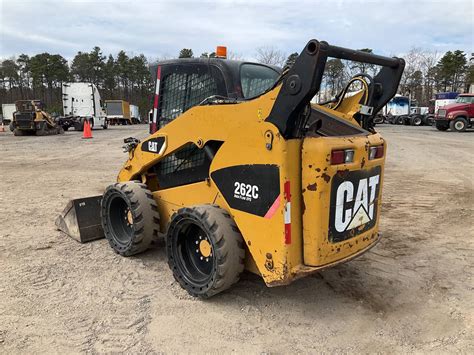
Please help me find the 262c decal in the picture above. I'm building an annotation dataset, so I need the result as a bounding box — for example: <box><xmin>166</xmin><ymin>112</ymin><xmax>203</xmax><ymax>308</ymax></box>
<box><xmin>234</xmin><ymin>182</ymin><xmax>259</xmax><ymax>201</ymax></box>
<box><xmin>211</xmin><ymin>165</ymin><xmax>279</xmax><ymax>217</ymax></box>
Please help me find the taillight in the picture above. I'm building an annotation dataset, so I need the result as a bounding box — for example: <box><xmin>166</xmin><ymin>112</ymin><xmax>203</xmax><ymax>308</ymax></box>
<box><xmin>331</xmin><ymin>149</ymin><xmax>354</xmax><ymax>165</ymax></box>
<box><xmin>369</xmin><ymin>145</ymin><xmax>384</xmax><ymax>160</ymax></box>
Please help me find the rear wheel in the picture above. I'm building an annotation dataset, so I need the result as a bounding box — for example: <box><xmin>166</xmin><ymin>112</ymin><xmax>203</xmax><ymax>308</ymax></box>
<box><xmin>411</xmin><ymin>115</ymin><xmax>423</xmax><ymax>126</ymax></box>
<box><xmin>450</xmin><ymin>117</ymin><xmax>467</xmax><ymax>132</ymax></box>
<box><xmin>101</xmin><ymin>181</ymin><xmax>160</xmax><ymax>256</ymax></box>
<box><xmin>435</xmin><ymin>122</ymin><xmax>449</xmax><ymax>131</ymax></box>
<box><xmin>167</xmin><ymin>205</ymin><xmax>245</xmax><ymax>298</ymax></box>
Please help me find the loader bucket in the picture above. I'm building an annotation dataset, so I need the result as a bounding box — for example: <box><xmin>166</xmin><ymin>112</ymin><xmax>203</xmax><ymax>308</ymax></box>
<box><xmin>55</xmin><ymin>196</ymin><xmax>104</xmax><ymax>243</ymax></box>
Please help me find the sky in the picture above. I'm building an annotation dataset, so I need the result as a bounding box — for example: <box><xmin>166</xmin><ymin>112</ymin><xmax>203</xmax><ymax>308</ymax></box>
<box><xmin>0</xmin><ymin>0</ymin><xmax>472</xmax><ymax>62</ymax></box>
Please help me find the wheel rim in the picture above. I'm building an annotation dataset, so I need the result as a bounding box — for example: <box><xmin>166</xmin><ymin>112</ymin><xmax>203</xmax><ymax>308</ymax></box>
<box><xmin>107</xmin><ymin>194</ymin><xmax>133</xmax><ymax>245</ymax></box>
<box><xmin>414</xmin><ymin>117</ymin><xmax>421</xmax><ymax>125</ymax></box>
<box><xmin>174</xmin><ymin>219</ymin><xmax>215</xmax><ymax>287</ymax></box>
<box><xmin>454</xmin><ymin>121</ymin><xmax>464</xmax><ymax>130</ymax></box>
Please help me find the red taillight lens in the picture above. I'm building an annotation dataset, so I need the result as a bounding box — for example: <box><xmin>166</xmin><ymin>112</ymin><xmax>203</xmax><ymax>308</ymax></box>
<box><xmin>331</xmin><ymin>150</ymin><xmax>345</xmax><ymax>165</ymax></box>
<box><xmin>331</xmin><ymin>149</ymin><xmax>354</xmax><ymax>165</ymax></box>
<box><xmin>369</xmin><ymin>145</ymin><xmax>384</xmax><ymax>160</ymax></box>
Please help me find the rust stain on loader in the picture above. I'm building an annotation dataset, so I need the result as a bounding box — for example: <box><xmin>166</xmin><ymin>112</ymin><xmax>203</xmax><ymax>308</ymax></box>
<box><xmin>321</xmin><ymin>173</ymin><xmax>331</xmax><ymax>183</ymax></box>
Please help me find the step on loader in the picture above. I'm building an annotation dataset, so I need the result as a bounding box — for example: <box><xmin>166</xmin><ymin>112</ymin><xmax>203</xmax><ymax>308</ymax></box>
<box><xmin>11</xmin><ymin>100</ymin><xmax>64</xmax><ymax>136</ymax></box>
<box><xmin>57</xmin><ymin>39</ymin><xmax>404</xmax><ymax>298</ymax></box>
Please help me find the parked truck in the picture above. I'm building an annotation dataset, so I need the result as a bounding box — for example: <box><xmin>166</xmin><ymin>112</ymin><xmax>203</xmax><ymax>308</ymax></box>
<box><xmin>434</xmin><ymin>93</ymin><xmax>474</xmax><ymax>132</ymax></box>
<box><xmin>105</xmin><ymin>100</ymin><xmax>132</xmax><ymax>125</ymax></box>
<box><xmin>59</xmin><ymin>82</ymin><xmax>108</xmax><ymax>131</ymax></box>
<box><xmin>1</xmin><ymin>103</ymin><xmax>16</xmax><ymax>125</ymax></box>
<box><xmin>130</xmin><ymin>104</ymin><xmax>141</xmax><ymax>124</ymax></box>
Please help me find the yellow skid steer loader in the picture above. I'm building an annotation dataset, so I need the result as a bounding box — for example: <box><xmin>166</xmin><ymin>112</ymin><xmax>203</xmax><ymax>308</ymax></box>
<box><xmin>57</xmin><ymin>39</ymin><xmax>404</xmax><ymax>298</ymax></box>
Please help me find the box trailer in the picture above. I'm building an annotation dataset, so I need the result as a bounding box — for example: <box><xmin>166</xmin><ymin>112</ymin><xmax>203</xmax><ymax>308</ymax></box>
<box><xmin>130</xmin><ymin>104</ymin><xmax>141</xmax><ymax>124</ymax></box>
<box><xmin>59</xmin><ymin>82</ymin><xmax>108</xmax><ymax>131</ymax></box>
<box><xmin>105</xmin><ymin>100</ymin><xmax>132</xmax><ymax>125</ymax></box>
<box><xmin>1</xmin><ymin>103</ymin><xmax>16</xmax><ymax>125</ymax></box>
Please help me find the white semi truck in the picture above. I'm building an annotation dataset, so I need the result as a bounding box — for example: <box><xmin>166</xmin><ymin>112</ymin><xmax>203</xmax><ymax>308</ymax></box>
<box><xmin>59</xmin><ymin>82</ymin><xmax>108</xmax><ymax>131</ymax></box>
<box><xmin>1</xmin><ymin>103</ymin><xmax>16</xmax><ymax>125</ymax></box>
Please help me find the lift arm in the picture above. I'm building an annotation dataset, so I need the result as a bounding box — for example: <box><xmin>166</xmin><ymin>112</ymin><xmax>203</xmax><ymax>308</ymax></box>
<box><xmin>265</xmin><ymin>39</ymin><xmax>405</xmax><ymax>137</ymax></box>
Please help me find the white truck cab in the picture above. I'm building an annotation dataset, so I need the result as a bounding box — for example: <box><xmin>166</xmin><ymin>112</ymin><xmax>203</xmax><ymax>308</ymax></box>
<box><xmin>62</xmin><ymin>82</ymin><xmax>108</xmax><ymax>130</ymax></box>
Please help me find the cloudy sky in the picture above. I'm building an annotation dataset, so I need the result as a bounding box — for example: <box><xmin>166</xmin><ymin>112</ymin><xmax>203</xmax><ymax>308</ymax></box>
<box><xmin>0</xmin><ymin>0</ymin><xmax>472</xmax><ymax>61</ymax></box>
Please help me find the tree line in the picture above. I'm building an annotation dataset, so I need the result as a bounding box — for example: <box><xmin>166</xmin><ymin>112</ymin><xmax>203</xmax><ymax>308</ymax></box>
<box><xmin>0</xmin><ymin>47</ymin><xmax>153</xmax><ymax>116</ymax></box>
<box><xmin>1</xmin><ymin>45</ymin><xmax>472</xmax><ymax>117</ymax></box>
<box><xmin>252</xmin><ymin>46</ymin><xmax>472</xmax><ymax>106</ymax></box>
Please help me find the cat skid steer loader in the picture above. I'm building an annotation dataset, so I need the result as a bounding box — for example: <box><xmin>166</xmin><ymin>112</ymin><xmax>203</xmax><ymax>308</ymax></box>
<box><xmin>57</xmin><ymin>39</ymin><xmax>404</xmax><ymax>298</ymax></box>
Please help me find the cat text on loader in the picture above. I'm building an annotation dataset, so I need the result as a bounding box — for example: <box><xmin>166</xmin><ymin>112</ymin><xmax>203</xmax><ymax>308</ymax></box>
<box><xmin>58</xmin><ymin>39</ymin><xmax>404</xmax><ymax>298</ymax></box>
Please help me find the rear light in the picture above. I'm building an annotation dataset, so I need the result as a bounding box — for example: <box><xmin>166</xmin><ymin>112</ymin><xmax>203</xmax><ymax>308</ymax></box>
<box><xmin>369</xmin><ymin>145</ymin><xmax>384</xmax><ymax>160</ymax></box>
<box><xmin>331</xmin><ymin>149</ymin><xmax>354</xmax><ymax>165</ymax></box>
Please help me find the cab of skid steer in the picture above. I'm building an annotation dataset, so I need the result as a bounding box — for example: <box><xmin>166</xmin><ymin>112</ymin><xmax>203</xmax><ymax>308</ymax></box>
<box><xmin>149</xmin><ymin>58</ymin><xmax>281</xmax><ymax>133</ymax></box>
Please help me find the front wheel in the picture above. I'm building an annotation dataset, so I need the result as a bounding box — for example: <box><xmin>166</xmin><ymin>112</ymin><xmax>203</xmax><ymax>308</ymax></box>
<box><xmin>13</xmin><ymin>128</ymin><xmax>25</xmax><ymax>136</ymax></box>
<box><xmin>435</xmin><ymin>122</ymin><xmax>449</xmax><ymax>131</ymax></box>
<box><xmin>101</xmin><ymin>181</ymin><xmax>160</xmax><ymax>256</ymax></box>
<box><xmin>167</xmin><ymin>205</ymin><xmax>245</xmax><ymax>298</ymax></box>
<box><xmin>450</xmin><ymin>117</ymin><xmax>467</xmax><ymax>132</ymax></box>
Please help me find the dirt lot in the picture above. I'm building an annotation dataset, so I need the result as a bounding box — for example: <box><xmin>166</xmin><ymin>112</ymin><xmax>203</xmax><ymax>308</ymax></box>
<box><xmin>0</xmin><ymin>124</ymin><xmax>472</xmax><ymax>353</ymax></box>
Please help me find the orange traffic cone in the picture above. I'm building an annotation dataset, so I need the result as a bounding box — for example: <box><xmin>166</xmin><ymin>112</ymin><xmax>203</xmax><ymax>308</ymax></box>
<box><xmin>0</xmin><ymin>123</ymin><xmax>5</xmax><ymax>133</ymax></box>
<box><xmin>82</xmin><ymin>120</ymin><xmax>93</xmax><ymax>139</ymax></box>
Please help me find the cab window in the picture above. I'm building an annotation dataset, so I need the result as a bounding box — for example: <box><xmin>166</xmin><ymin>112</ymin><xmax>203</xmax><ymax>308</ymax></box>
<box><xmin>240</xmin><ymin>64</ymin><xmax>280</xmax><ymax>99</ymax></box>
<box><xmin>159</xmin><ymin>65</ymin><xmax>223</xmax><ymax>128</ymax></box>
<box><xmin>456</xmin><ymin>96</ymin><xmax>474</xmax><ymax>104</ymax></box>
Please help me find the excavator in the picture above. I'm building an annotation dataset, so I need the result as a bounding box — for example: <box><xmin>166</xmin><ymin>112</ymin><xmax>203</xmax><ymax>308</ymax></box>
<box><xmin>57</xmin><ymin>39</ymin><xmax>404</xmax><ymax>298</ymax></box>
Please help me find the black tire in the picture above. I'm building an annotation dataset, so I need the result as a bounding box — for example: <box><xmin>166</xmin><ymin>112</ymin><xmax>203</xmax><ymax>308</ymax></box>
<box><xmin>62</xmin><ymin>125</ymin><xmax>69</xmax><ymax>131</ymax></box>
<box><xmin>9</xmin><ymin>123</ymin><xmax>14</xmax><ymax>132</ymax></box>
<box><xmin>411</xmin><ymin>115</ymin><xmax>423</xmax><ymax>126</ymax></box>
<box><xmin>450</xmin><ymin>117</ymin><xmax>467</xmax><ymax>132</ymax></box>
<box><xmin>167</xmin><ymin>205</ymin><xmax>245</xmax><ymax>298</ymax></box>
<box><xmin>102</xmin><ymin>120</ymin><xmax>108</xmax><ymax>129</ymax></box>
<box><xmin>435</xmin><ymin>122</ymin><xmax>449</xmax><ymax>131</ymax></box>
<box><xmin>396</xmin><ymin>116</ymin><xmax>405</xmax><ymax>125</ymax></box>
<box><xmin>101</xmin><ymin>181</ymin><xmax>160</xmax><ymax>256</ymax></box>
<box><xmin>13</xmin><ymin>128</ymin><xmax>25</xmax><ymax>136</ymax></box>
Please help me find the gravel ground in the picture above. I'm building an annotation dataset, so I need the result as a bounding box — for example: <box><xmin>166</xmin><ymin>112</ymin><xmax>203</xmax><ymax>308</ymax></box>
<box><xmin>0</xmin><ymin>124</ymin><xmax>472</xmax><ymax>353</ymax></box>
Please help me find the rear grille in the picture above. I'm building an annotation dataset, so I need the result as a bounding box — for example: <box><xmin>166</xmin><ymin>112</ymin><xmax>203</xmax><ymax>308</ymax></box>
<box><xmin>15</xmin><ymin>112</ymin><xmax>34</xmax><ymax>128</ymax></box>
<box><xmin>437</xmin><ymin>109</ymin><xmax>447</xmax><ymax>118</ymax></box>
<box><xmin>17</xmin><ymin>119</ymin><xmax>33</xmax><ymax>128</ymax></box>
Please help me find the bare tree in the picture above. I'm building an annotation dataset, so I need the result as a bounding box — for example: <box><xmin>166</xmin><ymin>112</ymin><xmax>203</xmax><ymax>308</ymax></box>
<box><xmin>255</xmin><ymin>46</ymin><xmax>286</xmax><ymax>67</ymax></box>
<box><xmin>227</xmin><ymin>51</ymin><xmax>245</xmax><ymax>61</ymax></box>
